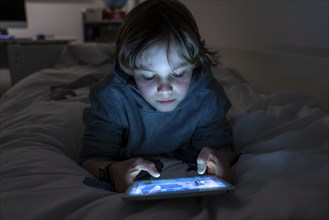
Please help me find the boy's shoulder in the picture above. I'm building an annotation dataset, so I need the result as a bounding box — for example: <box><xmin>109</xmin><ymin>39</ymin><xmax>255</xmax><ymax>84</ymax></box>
<box><xmin>194</xmin><ymin>71</ymin><xmax>227</xmax><ymax>99</ymax></box>
<box><xmin>195</xmin><ymin>71</ymin><xmax>231</xmax><ymax>111</ymax></box>
<box><xmin>98</xmin><ymin>72</ymin><xmax>130</xmax><ymax>90</ymax></box>
<box><xmin>206</xmin><ymin>75</ymin><xmax>226</xmax><ymax>96</ymax></box>
<box><xmin>91</xmin><ymin>72</ymin><xmax>134</xmax><ymax>100</ymax></box>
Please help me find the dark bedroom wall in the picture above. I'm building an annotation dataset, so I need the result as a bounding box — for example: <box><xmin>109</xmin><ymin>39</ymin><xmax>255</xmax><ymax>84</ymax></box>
<box><xmin>182</xmin><ymin>0</ymin><xmax>328</xmax><ymax>58</ymax></box>
<box><xmin>9</xmin><ymin>0</ymin><xmax>328</xmax><ymax>57</ymax></box>
<box><xmin>182</xmin><ymin>0</ymin><xmax>328</xmax><ymax>111</ymax></box>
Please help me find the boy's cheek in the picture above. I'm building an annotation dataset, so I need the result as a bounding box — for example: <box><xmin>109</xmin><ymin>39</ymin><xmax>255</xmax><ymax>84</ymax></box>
<box><xmin>175</xmin><ymin>81</ymin><xmax>191</xmax><ymax>95</ymax></box>
<box><xmin>135</xmin><ymin>81</ymin><xmax>154</xmax><ymax>93</ymax></box>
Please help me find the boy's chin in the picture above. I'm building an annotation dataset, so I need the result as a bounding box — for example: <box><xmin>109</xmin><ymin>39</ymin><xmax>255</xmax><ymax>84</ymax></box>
<box><xmin>153</xmin><ymin>103</ymin><xmax>178</xmax><ymax>112</ymax></box>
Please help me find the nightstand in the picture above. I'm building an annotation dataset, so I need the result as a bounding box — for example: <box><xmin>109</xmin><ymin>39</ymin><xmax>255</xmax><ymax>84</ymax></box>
<box><xmin>1</xmin><ymin>37</ymin><xmax>75</xmax><ymax>86</ymax></box>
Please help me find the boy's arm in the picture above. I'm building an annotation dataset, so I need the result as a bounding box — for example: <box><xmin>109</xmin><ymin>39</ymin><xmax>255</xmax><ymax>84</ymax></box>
<box><xmin>193</xmin><ymin>81</ymin><xmax>234</xmax><ymax>181</ymax></box>
<box><xmin>81</xmin><ymin>156</ymin><xmax>114</xmax><ymax>180</ymax></box>
<box><xmin>82</xmin><ymin>156</ymin><xmax>160</xmax><ymax>193</ymax></box>
<box><xmin>80</xmin><ymin>88</ymin><xmax>127</xmax><ymax>187</ymax></box>
<box><xmin>192</xmin><ymin>79</ymin><xmax>233</xmax><ymax>152</ymax></box>
<box><xmin>193</xmin><ymin>113</ymin><xmax>233</xmax><ymax>182</ymax></box>
<box><xmin>80</xmin><ymin>88</ymin><xmax>125</xmax><ymax>162</ymax></box>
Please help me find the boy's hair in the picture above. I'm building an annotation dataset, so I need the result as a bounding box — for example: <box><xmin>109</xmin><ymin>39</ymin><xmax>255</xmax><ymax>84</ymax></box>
<box><xmin>115</xmin><ymin>0</ymin><xmax>220</xmax><ymax>75</ymax></box>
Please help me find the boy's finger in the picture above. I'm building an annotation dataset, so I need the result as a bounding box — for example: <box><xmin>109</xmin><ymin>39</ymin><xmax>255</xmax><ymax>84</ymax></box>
<box><xmin>197</xmin><ymin>159</ymin><xmax>207</xmax><ymax>174</ymax></box>
<box><xmin>148</xmin><ymin>169</ymin><xmax>161</xmax><ymax>178</ymax></box>
<box><xmin>197</xmin><ymin>147</ymin><xmax>211</xmax><ymax>174</ymax></box>
<box><xmin>138</xmin><ymin>161</ymin><xmax>160</xmax><ymax>178</ymax></box>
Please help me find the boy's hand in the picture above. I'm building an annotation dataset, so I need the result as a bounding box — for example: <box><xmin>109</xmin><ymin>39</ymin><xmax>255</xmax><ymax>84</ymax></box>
<box><xmin>109</xmin><ymin>157</ymin><xmax>160</xmax><ymax>193</ymax></box>
<box><xmin>196</xmin><ymin>146</ymin><xmax>233</xmax><ymax>183</ymax></box>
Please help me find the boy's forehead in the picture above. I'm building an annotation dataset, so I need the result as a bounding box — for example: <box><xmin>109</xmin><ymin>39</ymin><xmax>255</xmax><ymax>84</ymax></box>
<box><xmin>138</xmin><ymin>44</ymin><xmax>188</xmax><ymax>68</ymax></box>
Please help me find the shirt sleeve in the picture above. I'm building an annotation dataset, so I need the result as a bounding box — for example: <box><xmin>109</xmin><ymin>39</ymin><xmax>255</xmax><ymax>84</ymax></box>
<box><xmin>191</xmin><ymin>77</ymin><xmax>233</xmax><ymax>152</ymax></box>
<box><xmin>80</xmin><ymin>86</ymin><xmax>126</xmax><ymax>161</ymax></box>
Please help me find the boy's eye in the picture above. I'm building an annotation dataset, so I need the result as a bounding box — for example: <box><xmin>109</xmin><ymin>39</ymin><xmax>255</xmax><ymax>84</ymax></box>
<box><xmin>143</xmin><ymin>75</ymin><xmax>156</xmax><ymax>80</ymax></box>
<box><xmin>171</xmin><ymin>72</ymin><xmax>185</xmax><ymax>78</ymax></box>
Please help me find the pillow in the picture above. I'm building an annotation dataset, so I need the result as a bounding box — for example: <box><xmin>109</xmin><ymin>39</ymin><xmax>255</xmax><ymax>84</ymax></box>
<box><xmin>55</xmin><ymin>43</ymin><xmax>115</xmax><ymax>68</ymax></box>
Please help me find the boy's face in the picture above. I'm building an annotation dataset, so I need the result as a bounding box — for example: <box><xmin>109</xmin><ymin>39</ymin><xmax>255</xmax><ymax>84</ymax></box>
<box><xmin>133</xmin><ymin>44</ymin><xmax>193</xmax><ymax>112</ymax></box>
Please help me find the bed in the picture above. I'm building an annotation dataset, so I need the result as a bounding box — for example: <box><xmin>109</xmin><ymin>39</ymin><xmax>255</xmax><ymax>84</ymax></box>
<box><xmin>0</xmin><ymin>43</ymin><xmax>328</xmax><ymax>220</ymax></box>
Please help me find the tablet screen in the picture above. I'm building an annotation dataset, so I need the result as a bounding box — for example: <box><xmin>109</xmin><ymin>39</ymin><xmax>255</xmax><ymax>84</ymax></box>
<box><xmin>123</xmin><ymin>175</ymin><xmax>235</xmax><ymax>201</ymax></box>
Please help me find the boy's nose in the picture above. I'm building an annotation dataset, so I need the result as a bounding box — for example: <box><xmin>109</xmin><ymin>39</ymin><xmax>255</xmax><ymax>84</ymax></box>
<box><xmin>157</xmin><ymin>81</ymin><xmax>173</xmax><ymax>94</ymax></box>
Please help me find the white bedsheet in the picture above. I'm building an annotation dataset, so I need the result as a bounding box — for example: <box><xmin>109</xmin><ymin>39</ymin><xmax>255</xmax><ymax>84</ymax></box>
<box><xmin>0</xmin><ymin>48</ymin><xmax>328</xmax><ymax>220</ymax></box>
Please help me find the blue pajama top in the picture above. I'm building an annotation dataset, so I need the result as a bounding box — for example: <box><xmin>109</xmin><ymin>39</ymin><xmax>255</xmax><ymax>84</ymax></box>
<box><xmin>80</xmin><ymin>65</ymin><xmax>233</xmax><ymax>162</ymax></box>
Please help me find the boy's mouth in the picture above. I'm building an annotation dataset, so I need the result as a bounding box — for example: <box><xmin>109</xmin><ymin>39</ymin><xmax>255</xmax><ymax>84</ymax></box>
<box><xmin>157</xmin><ymin>99</ymin><xmax>175</xmax><ymax>104</ymax></box>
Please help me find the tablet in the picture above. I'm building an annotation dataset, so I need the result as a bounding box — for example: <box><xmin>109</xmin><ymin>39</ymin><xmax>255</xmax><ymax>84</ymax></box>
<box><xmin>122</xmin><ymin>175</ymin><xmax>235</xmax><ymax>201</ymax></box>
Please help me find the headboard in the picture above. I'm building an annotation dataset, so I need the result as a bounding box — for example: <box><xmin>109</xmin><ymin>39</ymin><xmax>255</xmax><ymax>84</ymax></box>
<box><xmin>218</xmin><ymin>47</ymin><xmax>328</xmax><ymax>111</ymax></box>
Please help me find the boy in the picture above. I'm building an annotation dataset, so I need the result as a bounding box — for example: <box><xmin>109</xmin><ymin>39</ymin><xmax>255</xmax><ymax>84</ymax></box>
<box><xmin>80</xmin><ymin>0</ymin><xmax>233</xmax><ymax>193</ymax></box>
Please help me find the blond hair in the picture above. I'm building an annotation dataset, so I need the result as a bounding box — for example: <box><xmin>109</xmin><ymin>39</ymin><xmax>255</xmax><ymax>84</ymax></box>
<box><xmin>115</xmin><ymin>0</ymin><xmax>219</xmax><ymax>75</ymax></box>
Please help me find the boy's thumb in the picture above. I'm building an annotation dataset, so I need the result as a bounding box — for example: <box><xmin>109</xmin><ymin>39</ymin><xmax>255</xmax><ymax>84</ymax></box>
<box><xmin>148</xmin><ymin>167</ymin><xmax>160</xmax><ymax>178</ymax></box>
<box><xmin>197</xmin><ymin>159</ymin><xmax>207</xmax><ymax>174</ymax></box>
